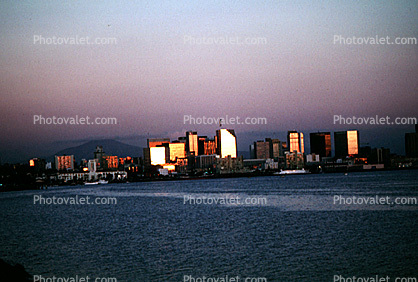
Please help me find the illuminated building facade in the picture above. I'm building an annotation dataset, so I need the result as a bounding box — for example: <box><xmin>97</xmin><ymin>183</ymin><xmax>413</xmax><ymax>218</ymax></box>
<box><xmin>334</xmin><ymin>130</ymin><xmax>359</xmax><ymax>158</ymax></box>
<box><xmin>310</xmin><ymin>132</ymin><xmax>331</xmax><ymax>158</ymax></box>
<box><xmin>103</xmin><ymin>156</ymin><xmax>118</xmax><ymax>170</ymax></box>
<box><xmin>147</xmin><ymin>138</ymin><xmax>170</xmax><ymax>148</ymax></box>
<box><xmin>55</xmin><ymin>155</ymin><xmax>74</xmax><ymax>171</ymax></box>
<box><xmin>287</xmin><ymin>131</ymin><xmax>304</xmax><ymax>154</ymax></box>
<box><xmin>203</xmin><ymin>139</ymin><xmax>216</xmax><ymax>155</ymax></box>
<box><xmin>169</xmin><ymin>142</ymin><xmax>186</xmax><ymax>162</ymax></box>
<box><xmin>150</xmin><ymin>147</ymin><xmax>166</xmax><ymax>165</ymax></box>
<box><xmin>216</xmin><ymin>129</ymin><xmax>237</xmax><ymax>158</ymax></box>
<box><xmin>186</xmin><ymin>131</ymin><xmax>198</xmax><ymax>155</ymax></box>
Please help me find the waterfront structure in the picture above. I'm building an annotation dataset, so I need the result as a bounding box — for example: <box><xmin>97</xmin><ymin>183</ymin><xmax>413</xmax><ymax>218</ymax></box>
<box><xmin>310</xmin><ymin>132</ymin><xmax>331</xmax><ymax>158</ymax></box>
<box><xmin>216</xmin><ymin>129</ymin><xmax>237</xmax><ymax>158</ymax></box>
<box><xmin>334</xmin><ymin>130</ymin><xmax>359</xmax><ymax>158</ymax></box>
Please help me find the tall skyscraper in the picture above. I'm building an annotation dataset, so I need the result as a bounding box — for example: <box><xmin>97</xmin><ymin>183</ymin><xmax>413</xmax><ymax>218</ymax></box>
<box><xmin>334</xmin><ymin>130</ymin><xmax>359</xmax><ymax>158</ymax></box>
<box><xmin>169</xmin><ymin>142</ymin><xmax>186</xmax><ymax>161</ymax></box>
<box><xmin>186</xmin><ymin>131</ymin><xmax>198</xmax><ymax>155</ymax></box>
<box><xmin>254</xmin><ymin>140</ymin><xmax>270</xmax><ymax>159</ymax></box>
<box><xmin>216</xmin><ymin>129</ymin><xmax>237</xmax><ymax>158</ymax></box>
<box><xmin>287</xmin><ymin>131</ymin><xmax>304</xmax><ymax>153</ymax></box>
<box><xmin>149</xmin><ymin>147</ymin><xmax>166</xmax><ymax>165</ymax></box>
<box><xmin>310</xmin><ymin>132</ymin><xmax>331</xmax><ymax>158</ymax></box>
<box><xmin>405</xmin><ymin>126</ymin><xmax>418</xmax><ymax>158</ymax></box>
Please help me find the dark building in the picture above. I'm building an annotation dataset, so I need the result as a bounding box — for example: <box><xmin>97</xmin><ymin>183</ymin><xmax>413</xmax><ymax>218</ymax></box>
<box><xmin>334</xmin><ymin>130</ymin><xmax>359</xmax><ymax>158</ymax></box>
<box><xmin>405</xmin><ymin>126</ymin><xmax>418</xmax><ymax>158</ymax></box>
<box><xmin>310</xmin><ymin>132</ymin><xmax>331</xmax><ymax>158</ymax></box>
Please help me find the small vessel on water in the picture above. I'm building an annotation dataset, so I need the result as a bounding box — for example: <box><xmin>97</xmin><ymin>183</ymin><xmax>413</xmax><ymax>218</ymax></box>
<box><xmin>84</xmin><ymin>179</ymin><xmax>109</xmax><ymax>185</ymax></box>
<box><xmin>276</xmin><ymin>168</ymin><xmax>310</xmax><ymax>175</ymax></box>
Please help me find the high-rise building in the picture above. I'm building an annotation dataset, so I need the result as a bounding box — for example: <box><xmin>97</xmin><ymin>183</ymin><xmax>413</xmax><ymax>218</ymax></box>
<box><xmin>269</xmin><ymin>138</ymin><xmax>282</xmax><ymax>159</ymax></box>
<box><xmin>254</xmin><ymin>140</ymin><xmax>270</xmax><ymax>159</ymax></box>
<box><xmin>310</xmin><ymin>132</ymin><xmax>331</xmax><ymax>158</ymax></box>
<box><xmin>55</xmin><ymin>155</ymin><xmax>74</xmax><ymax>171</ymax></box>
<box><xmin>216</xmin><ymin>129</ymin><xmax>237</xmax><ymax>158</ymax></box>
<box><xmin>150</xmin><ymin>147</ymin><xmax>166</xmax><ymax>165</ymax></box>
<box><xmin>405</xmin><ymin>126</ymin><xmax>418</xmax><ymax>158</ymax></box>
<box><xmin>186</xmin><ymin>131</ymin><xmax>198</xmax><ymax>155</ymax></box>
<box><xmin>203</xmin><ymin>139</ymin><xmax>216</xmax><ymax>155</ymax></box>
<box><xmin>334</xmin><ymin>130</ymin><xmax>359</xmax><ymax>158</ymax></box>
<box><xmin>169</xmin><ymin>142</ymin><xmax>186</xmax><ymax>162</ymax></box>
<box><xmin>287</xmin><ymin>131</ymin><xmax>304</xmax><ymax>153</ymax></box>
<box><xmin>103</xmin><ymin>156</ymin><xmax>118</xmax><ymax>170</ymax></box>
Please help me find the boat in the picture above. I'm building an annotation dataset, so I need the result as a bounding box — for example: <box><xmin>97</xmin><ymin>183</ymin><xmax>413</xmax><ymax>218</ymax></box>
<box><xmin>85</xmin><ymin>181</ymin><xmax>99</xmax><ymax>185</ymax></box>
<box><xmin>85</xmin><ymin>180</ymin><xmax>108</xmax><ymax>185</ymax></box>
<box><xmin>277</xmin><ymin>169</ymin><xmax>310</xmax><ymax>175</ymax></box>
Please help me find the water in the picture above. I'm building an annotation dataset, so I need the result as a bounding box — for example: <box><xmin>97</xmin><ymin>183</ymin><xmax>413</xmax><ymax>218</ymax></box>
<box><xmin>1</xmin><ymin>170</ymin><xmax>417</xmax><ymax>281</ymax></box>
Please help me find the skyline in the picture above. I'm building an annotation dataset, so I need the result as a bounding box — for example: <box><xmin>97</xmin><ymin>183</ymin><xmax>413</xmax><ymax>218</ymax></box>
<box><xmin>0</xmin><ymin>0</ymin><xmax>417</xmax><ymax>162</ymax></box>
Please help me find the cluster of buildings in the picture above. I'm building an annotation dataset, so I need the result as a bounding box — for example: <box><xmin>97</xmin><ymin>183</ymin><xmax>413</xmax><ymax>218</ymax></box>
<box><xmin>23</xmin><ymin>125</ymin><xmax>418</xmax><ymax>184</ymax></box>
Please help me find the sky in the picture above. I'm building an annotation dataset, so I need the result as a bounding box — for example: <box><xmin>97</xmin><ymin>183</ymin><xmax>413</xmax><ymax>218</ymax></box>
<box><xmin>0</xmin><ymin>0</ymin><xmax>417</xmax><ymax>162</ymax></box>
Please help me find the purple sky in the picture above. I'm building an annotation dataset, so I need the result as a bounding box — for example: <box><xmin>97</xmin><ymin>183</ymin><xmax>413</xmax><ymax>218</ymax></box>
<box><xmin>0</xmin><ymin>0</ymin><xmax>417</xmax><ymax>162</ymax></box>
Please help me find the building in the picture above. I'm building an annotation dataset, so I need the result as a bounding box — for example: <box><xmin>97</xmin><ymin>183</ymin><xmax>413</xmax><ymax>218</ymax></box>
<box><xmin>103</xmin><ymin>156</ymin><xmax>118</xmax><ymax>170</ymax></box>
<box><xmin>186</xmin><ymin>131</ymin><xmax>198</xmax><ymax>155</ymax></box>
<box><xmin>287</xmin><ymin>131</ymin><xmax>304</xmax><ymax>154</ymax></box>
<box><xmin>169</xmin><ymin>142</ymin><xmax>186</xmax><ymax>162</ymax></box>
<box><xmin>405</xmin><ymin>125</ymin><xmax>418</xmax><ymax>158</ymax></box>
<box><xmin>310</xmin><ymin>132</ymin><xmax>331</xmax><ymax>158</ymax></box>
<box><xmin>147</xmin><ymin>138</ymin><xmax>170</xmax><ymax>148</ymax></box>
<box><xmin>203</xmin><ymin>138</ymin><xmax>216</xmax><ymax>155</ymax></box>
<box><xmin>335</xmin><ymin>130</ymin><xmax>359</xmax><ymax>158</ymax></box>
<box><xmin>216</xmin><ymin>129</ymin><xmax>237</xmax><ymax>158</ymax></box>
<box><xmin>55</xmin><ymin>155</ymin><xmax>74</xmax><ymax>171</ymax></box>
<box><xmin>149</xmin><ymin>147</ymin><xmax>166</xmax><ymax>165</ymax></box>
<box><xmin>252</xmin><ymin>138</ymin><xmax>282</xmax><ymax>160</ymax></box>
<box><xmin>285</xmin><ymin>151</ymin><xmax>304</xmax><ymax>169</ymax></box>
<box><xmin>254</xmin><ymin>140</ymin><xmax>270</xmax><ymax>159</ymax></box>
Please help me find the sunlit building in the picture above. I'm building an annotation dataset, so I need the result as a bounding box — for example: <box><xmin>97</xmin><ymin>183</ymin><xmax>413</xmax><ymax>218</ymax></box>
<box><xmin>150</xmin><ymin>147</ymin><xmax>166</xmax><ymax>165</ymax></box>
<box><xmin>216</xmin><ymin>129</ymin><xmax>237</xmax><ymax>158</ymax></box>
<box><xmin>103</xmin><ymin>155</ymin><xmax>118</xmax><ymax>170</ymax></box>
<box><xmin>147</xmin><ymin>138</ymin><xmax>170</xmax><ymax>148</ymax></box>
<box><xmin>204</xmin><ymin>139</ymin><xmax>216</xmax><ymax>155</ymax></box>
<box><xmin>310</xmin><ymin>132</ymin><xmax>331</xmax><ymax>158</ymax></box>
<box><xmin>334</xmin><ymin>130</ymin><xmax>359</xmax><ymax>158</ymax></box>
<box><xmin>55</xmin><ymin>155</ymin><xmax>74</xmax><ymax>171</ymax></box>
<box><xmin>169</xmin><ymin>142</ymin><xmax>186</xmax><ymax>162</ymax></box>
<box><xmin>186</xmin><ymin>131</ymin><xmax>198</xmax><ymax>155</ymax></box>
<box><xmin>287</xmin><ymin>131</ymin><xmax>304</xmax><ymax>154</ymax></box>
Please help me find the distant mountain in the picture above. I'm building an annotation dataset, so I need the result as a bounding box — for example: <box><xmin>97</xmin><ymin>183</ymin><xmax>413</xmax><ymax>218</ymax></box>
<box><xmin>49</xmin><ymin>139</ymin><xmax>143</xmax><ymax>162</ymax></box>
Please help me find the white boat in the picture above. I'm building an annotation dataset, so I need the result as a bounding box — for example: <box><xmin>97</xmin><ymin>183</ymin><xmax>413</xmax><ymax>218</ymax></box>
<box><xmin>85</xmin><ymin>181</ymin><xmax>99</xmax><ymax>185</ymax></box>
<box><xmin>277</xmin><ymin>169</ymin><xmax>310</xmax><ymax>175</ymax></box>
<box><xmin>84</xmin><ymin>180</ymin><xmax>108</xmax><ymax>185</ymax></box>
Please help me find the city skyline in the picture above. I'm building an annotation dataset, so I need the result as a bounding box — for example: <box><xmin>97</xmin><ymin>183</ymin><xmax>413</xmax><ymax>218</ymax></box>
<box><xmin>0</xmin><ymin>1</ymin><xmax>417</xmax><ymax>163</ymax></box>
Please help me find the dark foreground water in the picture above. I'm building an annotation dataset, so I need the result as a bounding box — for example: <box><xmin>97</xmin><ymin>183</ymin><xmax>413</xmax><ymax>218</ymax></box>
<box><xmin>1</xmin><ymin>170</ymin><xmax>417</xmax><ymax>281</ymax></box>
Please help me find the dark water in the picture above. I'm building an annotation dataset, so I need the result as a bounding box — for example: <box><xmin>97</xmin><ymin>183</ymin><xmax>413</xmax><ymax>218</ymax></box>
<box><xmin>1</xmin><ymin>170</ymin><xmax>417</xmax><ymax>281</ymax></box>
